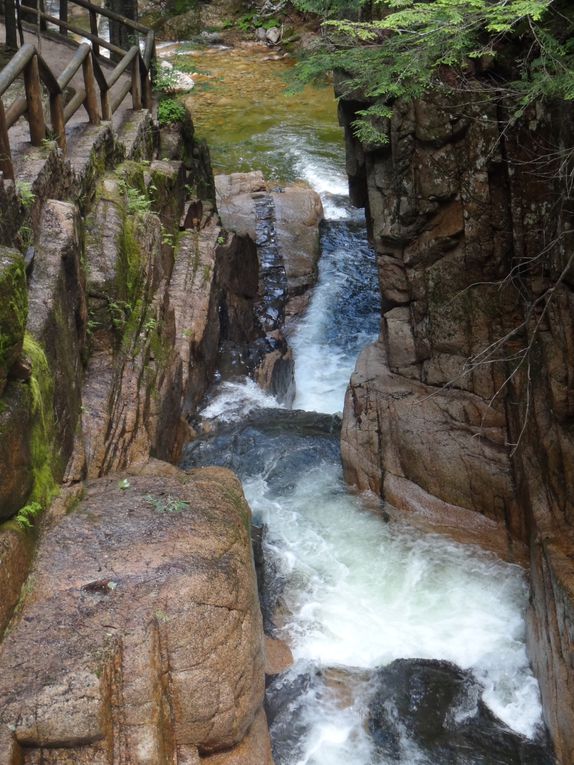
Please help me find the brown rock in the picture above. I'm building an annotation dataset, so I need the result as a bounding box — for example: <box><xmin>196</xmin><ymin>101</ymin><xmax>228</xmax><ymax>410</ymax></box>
<box><xmin>341</xmin><ymin>341</ymin><xmax>517</xmax><ymax>531</ymax></box>
<box><xmin>0</xmin><ymin>382</ymin><xmax>33</xmax><ymax>520</ymax></box>
<box><xmin>271</xmin><ymin>186</ymin><xmax>323</xmax><ymax>296</ymax></box>
<box><xmin>0</xmin><ymin>465</ymin><xmax>266</xmax><ymax>762</ymax></box>
<box><xmin>338</xmin><ymin>87</ymin><xmax>574</xmax><ymax>758</ymax></box>
<box><xmin>201</xmin><ymin>709</ymin><xmax>274</xmax><ymax>765</ymax></box>
<box><xmin>27</xmin><ymin>200</ymin><xmax>87</xmax><ymax>470</ymax></box>
<box><xmin>264</xmin><ymin>636</ymin><xmax>294</xmax><ymax>676</ymax></box>
<box><xmin>0</xmin><ymin>520</ymin><xmax>35</xmax><ymax>635</ymax></box>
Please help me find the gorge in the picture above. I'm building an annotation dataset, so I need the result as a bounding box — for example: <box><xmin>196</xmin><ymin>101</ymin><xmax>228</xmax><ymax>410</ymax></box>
<box><xmin>0</xmin><ymin>4</ymin><xmax>573</xmax><ymax>764</ymax></box>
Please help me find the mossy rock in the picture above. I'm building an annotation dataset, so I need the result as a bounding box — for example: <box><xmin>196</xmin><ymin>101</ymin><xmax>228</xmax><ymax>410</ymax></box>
<box><xmin>160</xmin><ymin>7</ymin><xmax>201</xmax><ymax>40</ymax></box>
<box><xmin>0</xmin><ymin>247</ymin><xmax>28</xmax><ymax>397</ymax></box>
<box><xmin>0</xmin><ymin>382</ymin><xmax>33</xmax><ymax>520</ymax></box>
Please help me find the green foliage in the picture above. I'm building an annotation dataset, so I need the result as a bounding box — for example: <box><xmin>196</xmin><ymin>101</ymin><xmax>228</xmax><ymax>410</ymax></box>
<box><xmin>0</xmin><ymin>252</ymin><xmax>28</xmax><ymax>370</ymax></box>
<box><xmin>15</xmin><ymin>501</ymin><xmax>42</xmax><ymax>529</ymax></box>
<box><xmin>157</xmin><ymin>97</ymin><xmax>188</xmax><ymax>126</ymax></box>
<box><xmin>118</xmin><ymin>219</ymin><xmax>144</xmax><ymax>306</ymax></box>
<box><xmin>124</xmin><ymin>185</ymin><xmax>152</xmax><ymax>214</ymax></box>
<box><xmin>292</xmin><ymin>0</ymin><xmax>574</xmax><ymax>137</ymax></box>
<box><xmin>154</xmin><ymin>64</ymin><xmax>181</xmax><ymax>93</ymax></box>
<box><xmin>144</xmin><ymin>494</ymin><xmax>190</xmax><ymax>513</ymax></box>
<box><xmin>18</xmin><ymin>333</ymin><xmax>58</xmax><ymax>529</ymax></box>
<box><xmin>235</xmin><ymin>11</ymin><xmax>281</xmax><ymax>32</ymax></box>
<box><xmin>16</xmin><ymin>181</ymin><xmax>35</xmax><ymax>209</ymax></box>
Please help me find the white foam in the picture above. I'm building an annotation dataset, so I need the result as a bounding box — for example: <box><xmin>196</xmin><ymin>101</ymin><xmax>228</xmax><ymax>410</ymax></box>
<box><xmin>199</xmin><ymin>378</ymin><xmax>282</xmax><ymax>423</ymax></box>
<box><xmin>246</xmin><ymin>465</ymin><xmax>543</xmax><ymax>742</ymax></box>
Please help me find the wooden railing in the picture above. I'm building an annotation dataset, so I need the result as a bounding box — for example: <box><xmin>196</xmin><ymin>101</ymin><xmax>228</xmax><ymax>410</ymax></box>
<box><xmin>0</xmin><ymin>0</ymin><xmax>155</xmax><ymax>181</ymax></box>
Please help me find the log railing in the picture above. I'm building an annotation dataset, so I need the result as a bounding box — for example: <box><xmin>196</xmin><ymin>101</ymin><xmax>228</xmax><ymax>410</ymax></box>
<box><xmin>0</xmin><ymin>0</ymin><xmax>155</xmax><ymax>181</ymax></box>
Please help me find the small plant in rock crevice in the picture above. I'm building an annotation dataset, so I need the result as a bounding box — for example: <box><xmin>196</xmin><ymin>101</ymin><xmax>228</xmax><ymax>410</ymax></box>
<box><xmin>16</xmin><ymin>181</ymin><xmax>35</xmax><ymax>209</ymax></box>
<box><xmin>145</xmin><ymin>494</ymin><xmax>190</xmax><ymax>513</ymax></box>
<box><xmin>15</xmin><ymin>501</ymin><xmax>42</xmax><ymax>529</ymax></box>
<box><xmin>157</xmin><ymin>98</ymin><xmax>187</xmax><ymax>126</ymax></box>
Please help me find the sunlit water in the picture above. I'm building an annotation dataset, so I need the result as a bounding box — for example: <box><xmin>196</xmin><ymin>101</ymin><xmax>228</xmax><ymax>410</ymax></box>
<box><xmin>177</xmin><ymin>43</ymin><xmax>545</xmax><ymax>763</ymax></box>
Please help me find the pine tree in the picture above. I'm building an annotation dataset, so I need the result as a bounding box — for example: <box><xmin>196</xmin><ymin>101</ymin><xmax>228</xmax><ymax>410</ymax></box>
<box><xmin>292</xmin><ymin>0</ymin><xmax>574</xmax><ymax>140</ymax></box>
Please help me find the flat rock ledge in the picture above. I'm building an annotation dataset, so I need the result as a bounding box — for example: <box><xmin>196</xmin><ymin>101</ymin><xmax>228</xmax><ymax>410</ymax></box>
<box><xmin>0</xmin><ymin>460</ymin><xmax>271</xmax><ymax>765</ymax></box>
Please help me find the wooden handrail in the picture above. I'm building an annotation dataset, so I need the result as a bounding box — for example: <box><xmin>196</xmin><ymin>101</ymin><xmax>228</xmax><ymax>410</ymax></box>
<box><xmin>0</xmin><ymin>0</ymin><xmax>156</xmax><ymax>183</ymax></box>
<box><xmin>36</xmin><ymin>11</ymin><xmax>127</xmax><ymax>57</ymax></box>
<box><xmin>0</xmin><ymin>44</ymin><xmax>36</xmax><ymax>97</ymax></box>
<box><xmin>57</xmin><ymin>42</ymin><xmax>91</xmax><ymax>89</ymax></box>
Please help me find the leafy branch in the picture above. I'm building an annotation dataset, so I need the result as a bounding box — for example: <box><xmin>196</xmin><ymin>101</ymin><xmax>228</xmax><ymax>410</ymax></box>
<box><xmin>291</xmin><ymin>0</ymin><xmax>574</xmax><ymax>140</ymax></box>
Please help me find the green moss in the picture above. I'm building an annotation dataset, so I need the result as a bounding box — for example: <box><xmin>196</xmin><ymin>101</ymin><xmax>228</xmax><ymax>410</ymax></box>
<box><xmin>0</xmin><ymin>249</ymin><xmax>28</xmax><ymax>373</ymax></box>
<box><xmin>115</xmin><ymin>161</ymin><xmax>147</xmax><ymax>196</ymax></box>
<box><xmin>20</xmin><ymin>333</ymin><xmax>58</xmax><ymax>523</ymax></box>
<box><xmin>117</xmin><ymin>218</ymin><xmax>144</xmax><ymax>306</ymax></box>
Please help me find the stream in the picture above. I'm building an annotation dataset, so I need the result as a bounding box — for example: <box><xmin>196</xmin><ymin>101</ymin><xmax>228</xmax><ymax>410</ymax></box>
<box><xmin>176</xmin><ymin>43</ymin><xmax>552</xmax><ymax>764</ymax></box>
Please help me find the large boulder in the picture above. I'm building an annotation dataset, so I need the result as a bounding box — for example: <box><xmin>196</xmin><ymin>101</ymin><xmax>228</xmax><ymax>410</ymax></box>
<box><xmin>215</xmin><ymin>171</ymin><xmax>323</xmax><ymax>317</ymax></box>
<box><xmin>0</xmin><ymin>462</ymin><xmax>270</xmax><ymax>764</ymax></box>
<box><xmin>341</xmin><ymin>340</ymin><xmax>519</xmax><ymax>557</ymax></box>
<box><xmin>368</xmin><ymin>659</ymin><xmax>554</xmax><ymax>764</ymax></box>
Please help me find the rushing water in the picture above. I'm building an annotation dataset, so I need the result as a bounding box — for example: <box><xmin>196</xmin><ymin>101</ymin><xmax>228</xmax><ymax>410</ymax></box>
<box><xmin>178</xmin><ymin>43</ymin><xmax>549</xmax><ymax>763</ymax></box>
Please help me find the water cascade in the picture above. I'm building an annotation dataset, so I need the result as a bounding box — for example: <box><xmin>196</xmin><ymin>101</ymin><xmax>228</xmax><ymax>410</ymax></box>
<box><xmin>180</xmin><ymin>45</ymin><xmax>551</xmax><ymax>764</ymax></box>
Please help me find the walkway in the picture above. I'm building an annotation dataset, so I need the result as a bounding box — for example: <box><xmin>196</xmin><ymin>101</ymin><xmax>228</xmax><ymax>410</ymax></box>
<box><xmin>0</xmin><ymin>12</ymin><xmax>152</xmax><ymax>178</ymax></box>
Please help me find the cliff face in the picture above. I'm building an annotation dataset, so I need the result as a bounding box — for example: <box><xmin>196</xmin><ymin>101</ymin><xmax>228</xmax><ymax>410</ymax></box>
<box><xmin>0</xmin><ymin>109</ymin><xmax>275</xmax><ymax>762</ymax></box>
<box><xmin>338</xmin><ymin>93</ymin><xmax>574</xmax><ymax>761</ymax></box>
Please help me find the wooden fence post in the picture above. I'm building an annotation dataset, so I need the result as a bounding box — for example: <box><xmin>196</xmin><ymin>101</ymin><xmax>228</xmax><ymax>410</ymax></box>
<box><xmin>23</xmin><ymin>55</ymin><xmax>46</xmax><ymax>145</ymax></box>
<box><xmin>131</xmin><ymin>55</ymin><xmax>141</xmax><ymax>110</ymax></box>
<box><xmin>90</xmin><ymin>8</ymin><xmax>100</xmax><ymax>57</ymax></box>
<box><xmin>49</xmin><ymin>92</ymin><xmax>67</xmax><ymax>153</ymax></box>
<box><xmin>0</xmin><ymin>100</ymin><xmax>15</xmax><ymax>181</ymax></box>
<box><xmin>82</xmin><ymin>53</ymin><xmax>100</xmax><ymax>124</ymax></box>
<box><xmin>59</xmin><ymin>0</ymin><xmax>68</xmax><ymax>36</ymax></box>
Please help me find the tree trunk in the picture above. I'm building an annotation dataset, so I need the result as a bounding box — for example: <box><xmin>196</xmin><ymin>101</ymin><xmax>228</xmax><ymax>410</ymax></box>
<box><xmin>4</xmin><ymin>0</ymin><xmax>18</xmax><ymax>50</ymax></box>
<box><xmin>107</xmin><ymin>0</ymin><xmax>138</xmax><ymax>61</ymax></box>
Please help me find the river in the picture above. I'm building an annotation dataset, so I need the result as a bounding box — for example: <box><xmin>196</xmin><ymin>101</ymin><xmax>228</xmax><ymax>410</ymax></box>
<box><xmin>176</xmin><ymin>42</ymin><xmax>550</xmax><ymax>764</ymax></box>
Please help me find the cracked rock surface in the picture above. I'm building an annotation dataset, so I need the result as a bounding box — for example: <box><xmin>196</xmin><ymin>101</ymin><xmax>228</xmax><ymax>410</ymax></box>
<box><xmin>0</xmin><ymin>461</ymin><xmax>270</xmax><ymax>765</ymax></box>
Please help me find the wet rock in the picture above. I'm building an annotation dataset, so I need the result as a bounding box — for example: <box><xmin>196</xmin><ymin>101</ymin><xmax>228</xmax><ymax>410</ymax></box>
<box><xmin>368</xmin><ymin>659</ymin><xmax>555</xmax><ymax>764</ymax></box>
<box><xmin>251</xmin><ymin>521</ymin><xmax>287</xmax><ymax>634</ymax></box>
<box><xmin>342</xmin><ymin>342</ymin><xmax>516</xmax><ymax>531</ymax></box>
<box><xmin>270</xmin><ymin>186</ymin><xmax>323</xmax><ymax>301</ymax></box>
<box><xmin>0</xmin><ymin>247</ymin><xmax>27</xmax><ymax>397</ymax></box>
<box><xmin>215</xmin><ymin>171</ymin><xmax>323</xmax><ymax>317</ymax></box>
<box><xmin>265</xmin><ymin>637</ymin><xmax>294</xmax><ymax>676</ymax></box>
<box><xmin>183</xmin><ymin>408</ymin><xmax>341</xmax><ymax>493</ymax></box>
<box><xmin>338</xmin><ymin>88</ymin><xmax>574</xmax><ymax>757</ymax></box>
<box><xmin>0</xmin><ymin>463</ymin><xmax>268</xmax><ymax>762</ymax></box>
<box><xmin>266</xmin><ymin>669</ymin><xmax>315</xmax><ymax>764</ymax></box>
<box><xmin>201</xmin><ymin>30</ymin><xmax>225</xmax><ymax>45</ymax></box>
<box><xmin>0</xmin><ymin>382</ymin><xmax>33</xmax><ymax>520</ymax></box>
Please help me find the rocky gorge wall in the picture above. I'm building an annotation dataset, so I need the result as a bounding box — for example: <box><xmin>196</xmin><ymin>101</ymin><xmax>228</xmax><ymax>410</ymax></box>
<box><xmin>0</xmin><ymin>108</ymin><xmax>279</xmax><ymax>763</ymax></box>
<box><xmin>338</xmin><ymin>92</ymin><xmax>574</xmax><ymax>761</ymax></box>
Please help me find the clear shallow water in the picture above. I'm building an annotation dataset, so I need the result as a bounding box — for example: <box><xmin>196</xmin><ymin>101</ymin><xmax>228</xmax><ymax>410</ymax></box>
<box><xmin>180</xmin><ymin>43</ymin><xmax>545</xmax><ymax>763</ymax></box>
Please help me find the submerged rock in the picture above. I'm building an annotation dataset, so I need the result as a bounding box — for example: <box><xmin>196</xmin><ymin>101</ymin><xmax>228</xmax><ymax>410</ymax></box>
<box><xmin>182</xmin><ymin>407</ymin><xmax>341</xmax><ymax>493</ymax></box>
<box><xmin>0</xmin><ymin>461</ymin><xmax>270</xmax><ymax>763</ymax></box>
<box><xmin>368</xmin><ymin>659</ymin><xmax>555</xmax><ymax>764</ymax></box>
